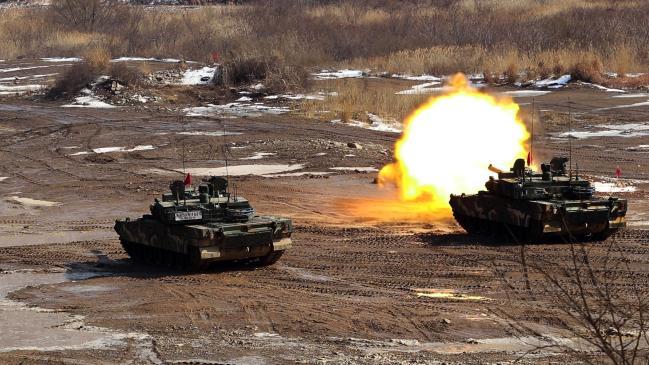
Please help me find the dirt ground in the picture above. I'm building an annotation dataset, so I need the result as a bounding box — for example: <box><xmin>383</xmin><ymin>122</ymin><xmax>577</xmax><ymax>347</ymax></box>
<box><xmin>1</xmin><ymin>59</ymin><xmax>648</xmax><ymax>364</ymax></box>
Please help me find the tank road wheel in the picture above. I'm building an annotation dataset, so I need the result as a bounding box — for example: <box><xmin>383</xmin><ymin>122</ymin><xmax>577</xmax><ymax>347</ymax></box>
<box><xmin>256</xmin><ymin>251</ymin><xmax>285</xmax><ymax>267</ymax></box>
<box><xmin>454</xmin><ymin>214</ymin><xmax>480</xmax><ymax>234</ymax></box>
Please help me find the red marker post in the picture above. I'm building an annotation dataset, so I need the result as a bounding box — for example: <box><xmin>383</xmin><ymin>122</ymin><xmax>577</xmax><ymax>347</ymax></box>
<box><xmin>615</xmin><ymin>166</ymin><xmax>621</xmax><ymax>179</ymax></box>
<box><xmin>184</xmin><ymin>173</ymin><xmax>192</xmax><ymax>186</ymax></box>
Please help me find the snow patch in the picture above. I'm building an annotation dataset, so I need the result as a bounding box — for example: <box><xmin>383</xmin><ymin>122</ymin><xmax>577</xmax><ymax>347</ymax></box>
<box><xmin>592</xmin><ymin>182</ymin><xmax>636</xmax><ymax>193</ymax></box>
<box><xmin>559</xmin><ymin>123</ymin><xmax>649</xmax><ymax>139</ymax></box>
<box><xmin>62</xmin><ymin>92</ymin><xmax>115</xmax><ymax>108</ymax></box>
<box><xmin>70</xmin><ymin>145</ymin><xmax>154</xmax><ymax>155</ymax></box>
<box><xmin>6</xmin><ymin>196</ymin><xmax>61</xmax><ymax>207</ymax></box>
<box><xmin>613</xmin><ymin>93</ymin><xmax>649</xmax><ymax>98</ymax></box>
<box><xmin>313</xmin><ymin>69</ymin><xmax>365</xmax><ymax>80</ymax></box>
<box><xmin>41</xmin><ymin>57</ymin><xmax>81</xmax><ymax>62</ymax></box>
<box><xmin>0</xmin><ymin>177</ymin><xmax>8</xmax><ymax>182</ymax></box>
<box><xmin>535</xmin><ymin>74</ymin><xmax>571</xmax><ymax>88</ymax></box>
<box><xmin>240</xmin><ymin>152</ymin><xmax>275</xmax><ymax>160</ymax></box>
<box><xmin>0</xmin><ymin>65</ymin><xmax>70</xmax><ymax>73</ymax></box>
<box><xmin>503</xmin><ymin>90</ymin><xmax>551</xmax><ymax>97</ymax></box>
<box><xmin>391</xmin><ymin>74</ymin><xmax>441</xmax><ymax>81</ymax></box>
<box><xmin>111</xmin><ymin>57</ymin><xmax>189</xmax><ymax>63</ymax></box>
<box><xmin>179</xmin><ymin>66</ymin><xmax>215</xmax><ymax>85</ymax></box>
<box><xmin>262</xmin><ymin>171</ymin><xmax>332</xmax><ymax>178</ymax></box>
<box><xmin>596</xmin><ymin>100</ymin><xmax>649</xmax><ymax>111</ymax></box>
<box><xmin>580</xmin><ymin>82</ymin><xmax>625</xmax><ymax>93</ymax></box>
<box><xmin>236</xmin><ymin>96</ymin><xmax>252</xmax><ymax>102</ymax></box>
<box><xmin>332</xmin><ymin>114</ymin><xmax>402</xmax><ymax>133</ymax></box>
<box><xmin>627</xmin><ymin>144</ymin><xmax>649</xmax><ymax>151</ymax></box>
<box><xmin>179</xmin><ymin>164</ymin><xmax>305</xmax><ymax>177</ymax></box>
<box><xmin>0</xmin><ymin>84</ymin><xmax>44</xmax><ymax>95</ymax></box>
<box><xmin>184</xmin><ymin>103</ymin><xmax>289</xmax><ymax>117</ymax></box>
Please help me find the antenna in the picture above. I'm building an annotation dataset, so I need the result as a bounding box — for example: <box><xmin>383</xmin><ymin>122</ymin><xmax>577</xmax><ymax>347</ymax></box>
<box><xmin>221</xmin><ymin>120</ymin><xmax>231</xmax><ymax>202</ymax></box>
<box><xmin>531</xmin><ymin>98</ymin><xmax>535</xmax><ymax>168</ymax></box>
<box><xmin>568</xmin><ymin>100</ymin><xmax>573</xmax><ymax>182</ymax></box>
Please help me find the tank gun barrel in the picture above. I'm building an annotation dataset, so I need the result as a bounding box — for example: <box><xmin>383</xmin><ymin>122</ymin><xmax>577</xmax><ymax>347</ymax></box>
<box><xmin>488</xmin><ymin>164</ymin><xmax>503</xmax><ymax>174</ymax></box>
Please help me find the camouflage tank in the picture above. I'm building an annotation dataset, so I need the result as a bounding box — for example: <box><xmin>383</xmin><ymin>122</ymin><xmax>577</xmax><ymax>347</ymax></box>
<box><xmin>449</xmin><ymin>157</ymin><xmax>627</xmax><ymax>241</ymax></box>
<box><xmin>115</xmin><ymin>176</ymin><xmax>292</xmax><ymax>270</ymax></box>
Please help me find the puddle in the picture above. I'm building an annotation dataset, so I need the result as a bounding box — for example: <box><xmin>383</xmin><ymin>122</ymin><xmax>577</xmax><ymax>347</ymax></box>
<box><xmin>5</xmin><ymin>196</ymin><xmax>61</xmax><ymax>207</ymax></box>
<box><xmin>411</xmin><ymin>288</ymin><xmax>489</xmax><ymax>301</ymax></box>
<box><xmin>0</xmin><ymin>269</ymin><xmax>160</xmax><ymax>362</ymax></box>
<box><xmin>175</xmin><ymin>164</ymin><xmax>305</xmax><ymax>176</ymax></box>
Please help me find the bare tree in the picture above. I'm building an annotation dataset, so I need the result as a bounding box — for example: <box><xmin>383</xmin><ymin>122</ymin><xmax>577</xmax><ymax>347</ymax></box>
<box><xmin>50</xmin><ymin>0</ymin><xmax>116</xmax><ymax>32</ymax></box>
<box><xmin>492</xmin><ymin>232</ymin><xmax>649</xmax><ymax>364</ymax></box>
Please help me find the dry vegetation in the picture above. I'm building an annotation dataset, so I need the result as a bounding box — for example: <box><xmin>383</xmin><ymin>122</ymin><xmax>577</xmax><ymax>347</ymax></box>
<box><xmin>1</xmin><ymin>0</ymin><xmax>648</xmax><ymax>78</ymax></box>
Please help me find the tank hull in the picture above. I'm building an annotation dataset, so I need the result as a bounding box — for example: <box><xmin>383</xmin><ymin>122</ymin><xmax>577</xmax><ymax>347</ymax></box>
<box><xmin>449</xmin><ymin>193</ymin><xmax>626</xmax><ymax>241</ymax></box>
<box><xmin>115</xmin><ymin>215</ymin><xmax>292</xmax><ymax>269</ymax></box>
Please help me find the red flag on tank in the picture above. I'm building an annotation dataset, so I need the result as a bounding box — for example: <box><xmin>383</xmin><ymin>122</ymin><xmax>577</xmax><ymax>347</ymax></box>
<box><xmin>526</xmin><ymin>151</ymin><xmax>532</xmax><ymax>166</ymax></box>
<box><xmin>184</xmin><ymin>173</ymin><xmax>192</xmax><ymax>186</ymax></box>
<box><xmin>615</xmin><ymin>166</ymin><xmax>621</xmax><ymax>178</ymax></box>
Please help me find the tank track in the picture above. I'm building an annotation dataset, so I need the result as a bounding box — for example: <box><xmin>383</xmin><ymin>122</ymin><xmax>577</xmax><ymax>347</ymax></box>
<box><xmin>120</xmin><ymin>239</ymin><xmax>284</xmax><ymax>270</ymax></box>
<box><xmin>454</xmin><ymin>212</ymin><xmax>612</xmax><ymax>243</ymax></box>
<box><xmin>453</xmin><ymin>213</ymin><xmax>543</xmax><ymax>242</ymax></box>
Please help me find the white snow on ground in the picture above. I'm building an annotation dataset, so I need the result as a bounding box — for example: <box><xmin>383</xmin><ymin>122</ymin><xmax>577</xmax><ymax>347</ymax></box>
<box><xmin>627</xmin><ymin>145</ymin><xmax>649</xmax><ymax>151</ymax></box>
<box><xmin>263</xmin><ymin>171</ymin><xmax>332</xmax><ymax>178</ymax></box>
<box><xmin>184</xmin><ymin>103</ymin><xmax>289</xmax><ymax>117</ymax></box>
<box><xmin>0</xmin><ymin>65</ymin><xmax>71</xmax><ymax>73</ymax></box>
<box><xmin>579</xmin><ymin>82</ymin><xmax>625</xmax><ymax>93</ymax></box>
<box><xmin>592</xmin><ymin>182</ymin><xmax>636</xmax><ymax>193</ymax></box>
<box><xmin>331</xmin><ymin>114</ymin><xmax>402</xmax><ymax>134</ymax></box>
<box><xmin>391</xmin><ymin>74</ymin><xmax>441</xmax><ymax>81</ymax></box>
<box><xmin>535</xmin><ymin>74</ymin><xmax>571</xmax><ymax>88</ymax></box>
<box><xmin>613</xmin><ymin>93</ymin><xmax>649</xmax><ymax>98</ymax></box>
<box><xmin>70</xmin><ymin>145</ymin><xmax>154</xmax><ymax>156</ymax></box>
<box><xmin>62</xmin><ymin>95</ymin><xmax>115</xmax><ymax>108</ymax></box>
<box><xmin>111</xmin><ymin>57</ymin><xmax>190</xmax><ymax>63</ymax></box>
<box><xmin>236</xmin><ymin>96</ymin><xmax>252</xmax><ymax>102</ymax></box>
<box><xmin>0</xmin><ymin>84</ymin><xmax>44</xmax><ymax>95</ymax></box>
<box><xmin>312</xmin><ymin>69</ymin><xmax>365</xmax><ymax>80</ymax></box>
<box><xmin>240</xmin><ymin>152</ymin><xmax>275</xmax><ymax>160</ymax></box>
<box><xmin>330</xmin><ymin>167</ymin><xmax>378</xmax><ymax>172</ymax></box>
<box><xmin>503</xmin><ymin>90</ymin><xmax>552</xmax><ymax>97</ymax></box>
<box><xmin>559</xmin><ymin>123</ymin><xmax>649</xmax><ymax>139</ymax></box>
<box><xmin>6</xmin><ymin>196</ymin><xmax>61</xmax><ymax>207</ymax></box>
<box><xmin>395</xmin><ymin>81</ymin><xmax>443</xmax><ymax>95</ymax></box>
<box><xmin>178</xmin><ymin>164</ymin><xmax>305</xmax><ymax>176</ymax></box>
<box><xmin>0</xmin><ymin>73</ymin><xmax>58</xmax><ymax>82</ymax></box>
<box><xmin>0</xmin><ymin>177</ymin><xmax>8</xmax><ymax>182</ymax></box>
<box><xmin>596</xmin><ymin>100</ymin><xmax>649</xmax><ymax>111</ymax></box>
<box><xmin>41</xmin><ymin>57</ymin><xmax>81</xmax><ymax>62</ymax></box>
<box><xmin>179</xmin><ymin>66</ymin><xmax>215</xmax><ymax>85</ymax></box>
<box><xmin>264</xmin><ymin>92</ymin><xmax>336</xmax><ymax>101</ymax></box>
<box><xmin>178</xmin><ymin>131</ymin><xmax>242</xmax><ymax>137</ymax></box>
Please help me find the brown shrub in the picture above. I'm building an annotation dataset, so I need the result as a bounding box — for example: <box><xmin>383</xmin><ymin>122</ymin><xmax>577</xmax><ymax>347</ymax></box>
<box><xmin>223</xmin><ymin>56</ymin><xmax>308</xmax><ymax>93</ymax></box>
<box><xmin>84</xmin><ymin>47</ymin><xmax>111</xmax><ymax>73</ymax></box>
<box><xmin>110</xmin><ymin>63</ymin><xmax>143</xmax><ymax>86</ymax></box>
<box><xmin>570</xmin><ymin>58</ymin><xmax>604</xmax><ymax>83</ymax></box>
<box><xmin>47</xmin><ymin>62</ymin><xmax>96</xmax><ymax>99</ymax></box>
<box><xmin>504</xmin><ymin>62</ymin><xmax>518</xmax><ymax>84</ymax></box>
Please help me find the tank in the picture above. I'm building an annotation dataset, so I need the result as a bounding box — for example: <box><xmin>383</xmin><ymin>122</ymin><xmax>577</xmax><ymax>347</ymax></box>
<box><xmin>449</xmin><ymin>157</ymin><xmax>627</xmax><ymax>241</ymax></box>
<box><xmin>115</xmin><ymin>176</ymin><xmax>292</xmax><ymax>270</ymax></box>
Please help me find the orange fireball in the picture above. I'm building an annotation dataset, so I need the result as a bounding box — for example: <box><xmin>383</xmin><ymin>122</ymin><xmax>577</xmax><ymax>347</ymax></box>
<box><xmin>379</xmin><ymin>73</ymin><xmax>530</xmax><ymax>215</ymax></box>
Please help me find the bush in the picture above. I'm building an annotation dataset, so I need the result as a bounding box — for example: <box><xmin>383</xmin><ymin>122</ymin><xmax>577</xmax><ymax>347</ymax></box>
<box><xmin>84</xmin><ymin>47</ymin><xmax>111</xmax><ymax>73</ymax></box>
<box><xmin>571</xmin><ymin>59</ymin><xmax>604</xmax><ymax>84</ymax></box>
<box><xmin>110</xmin><ymin>63</ymin><xmax>143</xmax><ymax>86</ymax></box>
<box><xmin>47</xmin><ymin>62</ymin><xmax>96</xmax><ymax>99</ymax></box>
<box><xmin>223</xmin><ymin>56</ymin><xmax>308</xmax><ymax>93</ymax></box>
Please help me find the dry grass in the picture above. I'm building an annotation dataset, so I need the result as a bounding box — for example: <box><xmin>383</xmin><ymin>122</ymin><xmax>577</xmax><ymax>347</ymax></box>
<box><xmin>301</xmin><ymin>79</ymin><xmax>427</xmax><ymax>124</ymax></box>
<box><xmin>1</xmin><ymin>1</ymin><xmax>649</xmax><ymax>83</ymax></box>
